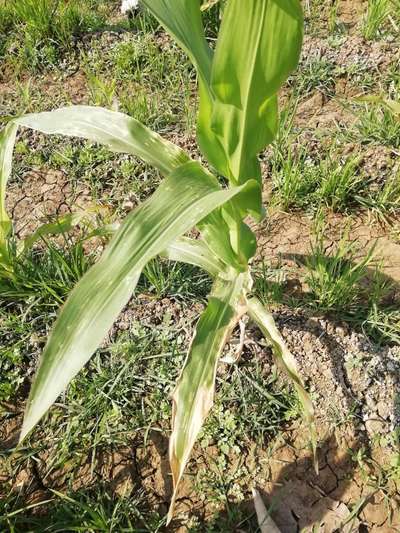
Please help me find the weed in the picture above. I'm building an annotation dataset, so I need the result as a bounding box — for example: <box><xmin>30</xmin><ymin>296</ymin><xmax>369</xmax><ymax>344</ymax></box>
<box><xmin>304</xmin><ymin>225</ymin><xmax>377</xmax><ymax>313</ymax></box>
<box><xmin>291</xmin><ymin>58</ymin><xmax>336</xmax><ymax>97</ymax></box>
<box><xmin>86</xmin><ymin>71</ymin><xmax>117</xmax><ymax>109</ymax></box>
<box><xmin>252</xmin><ymin>260</ymin><xmax>286</xmax><ymax>306</ymax></box>
<box><xmin>364</xmin><ymin>305</ymin><xmax>400</xmax><ymax>344</ymax></box>
<box><xmin>0</xmin><ymin>236</ymin><xmax>92</xmax><ymax>304</ymax></box>
<box><xmin>362</xmin><ymin>0</ymin><xmax>391</xmax><ymax>40</ymax></box>
<box><xmin>352</xmin><ymin>104</ymin><xmax>400</xmax><ymax>148</ymax></box>
<box><xmin>140</xmin><ymin>259</ymin><xmax>211</xmax><ymax>301</ymax></box>
<box><xmin>0</xmin><ymin>485</ymin><xmax>165</xmax><ymax>532</ymax></box>
<box><xmin>0</xmin><ymin>0</ymin><xmax>107</xmax><ymax>72</ymax></box>
<box><xmin>328</xmin><ymin>0</ymin><xmax>341</xmax><ymax>34</ymax></box>
<box><xmin>360</xmin><ymin>174</ymin><xmax>400</xmax><ymax>220</ymax></box>
<box><xmin>271</xmin><ymin>152</ymin><xmax>365</xmax><ymax>213</ymax></box>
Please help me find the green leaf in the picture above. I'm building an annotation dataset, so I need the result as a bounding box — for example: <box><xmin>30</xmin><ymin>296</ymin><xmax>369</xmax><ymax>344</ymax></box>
<box><xmin>141</xmin><ymin>0</ymin><xmax>229</xmax><ymax>180</ymax></box>
<box><xmin>168</xmin><ymin>271</ymin><xmax>251</xmax><ymax>524</ymax></box>
<box><xmin>247</xmin><ymin>297</ymin><xmax>318</xmax><ymax>472</ymax></box>
<box><xmin>15</xmin><ymin>106</ymin><xmax>190</xmax><ymax>176</ymax></box>
<box><xmin>141</xmin><ymin>0</ymin><xmax>212</xmax><ymax>85</ymax></box>
<box><xmin>198</xmin><ymin>208</ymin><xmax>244</xmax><ymax>270</ymax></box>
<box><xmin>0</xmin><ymin>123</ymin><xmax>18</xmax><ymax>268</ymax></box>
<box><xmin>199</xmin><ymin>179</ymin><xmax>262</xmax><ymax>268</ymax></box>
<box><xmin>197</xmin><ymin>80</ymin><xmax>231</xmax><ymax>180</ymax></box>
<box><xmin>20</xmin><ymin>162</ymin><xmax>256</xmax><ymax>441</ymax></box>
<box><xmin>210</xmin><ymin>0</ymin><xmax>303</xmax><ymax>184</ymax></box>
<box><xmin>161</xmin><ymin>236</ymin><xmax>224</xmax><ymax>277</ymax></box>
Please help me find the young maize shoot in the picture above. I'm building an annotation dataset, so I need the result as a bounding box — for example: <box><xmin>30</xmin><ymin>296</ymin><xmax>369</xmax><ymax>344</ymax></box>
<box><xmin>0</xmin><ymin>0</ymin><xmax>315</xmax><ymax>523</ymax></box>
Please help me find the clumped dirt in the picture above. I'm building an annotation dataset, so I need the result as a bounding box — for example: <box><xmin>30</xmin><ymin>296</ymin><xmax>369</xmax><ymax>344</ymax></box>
<box><xmin>6</xmin><ymin>168</ymin><xmax>92</xmax><ymax>239</ymax></box>
<box><xmin>256</xmin><ymin>211</ymin><xmax>400</xmax><ymax>286</ymax></box>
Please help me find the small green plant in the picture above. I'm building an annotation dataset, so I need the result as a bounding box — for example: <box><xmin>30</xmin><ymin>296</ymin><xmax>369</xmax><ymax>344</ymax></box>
<box><xmin>305</xmin><ymin>225</ymin><xmax>377</xmax><ymax>312</ymax></box>
<box><xmin>0</xmin><ymin>0</ymin><xmax>106</xmax><ymax>71</ymax></box>
<box><xmin>0</xmin><ymin>0</ymin><xmax>313</xmax><ymax>523</ymax></box>
<box><xmin>272</xmin><ymin>151</ymin><xmax>364</xmax><ymax>213</ymax></box>
<box><xmin>353</xmin><ymin>104</ymin><xmax>400</xmax><ymax>148</ymax></box>
<box><xmin>362</xmin><ymin>0</ymin><xmax>391</xmax><ymax>40</ymax></box>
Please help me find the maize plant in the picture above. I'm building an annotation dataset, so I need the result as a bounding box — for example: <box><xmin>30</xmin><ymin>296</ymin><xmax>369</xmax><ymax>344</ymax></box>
<box><xmin>0</xmin><ymin>0</ymin><xmax>315</xmax><ymax>523</ymax></box>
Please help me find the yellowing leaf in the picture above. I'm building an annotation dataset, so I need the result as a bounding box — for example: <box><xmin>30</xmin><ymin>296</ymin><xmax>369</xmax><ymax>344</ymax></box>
<box><xmin>168</xmin><ymin>271</ymin><xmax>251</xmax><ymax>523</ymax></box>
<box><xmin>20</xmin><ymin>162</ymin><xmax>257</xmax><ymax>442</ymax></box>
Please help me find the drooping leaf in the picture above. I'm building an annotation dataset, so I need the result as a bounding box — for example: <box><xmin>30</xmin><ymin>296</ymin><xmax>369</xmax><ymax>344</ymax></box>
<box><xmin>210</xmin><ymin>0</ymin><xmax>303</xmax><ymax>184</ymax></box>
<box><xmin>20</xmin><ymin>162</ymin><xmax>258</xmax><ymax>441</ymax></box>
<box><xmin>15</xmin><ymin>106</ymin><xmax>190</xmax><ymax>176</ymax></box>
<box><xmin>247</xmin><ymin>297</ymin><xmax>318</xmax><ymax>471</ymax></box>
<box><xmin>168</xmin><ymin>271</ymin><xmax>251</xmax><ymax>524</ymax></box>
<box><xmin>0</xmin><ymin>123</ymin><xmax>18</xmax><ymax>268</ymax></box>
<box><xmin>161</xmin><ymin>236</ymin><xmax>224</xmax><ymax>277</ymax></box>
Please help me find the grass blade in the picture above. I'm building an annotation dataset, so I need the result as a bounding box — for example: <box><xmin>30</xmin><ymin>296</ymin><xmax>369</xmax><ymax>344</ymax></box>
<box><xmin>168</xmin><ymin>271</ymin><xmax>250</xmax><ymax>523</ymax></box>
<box><xmin>20</xmin><ymin>212</ymin><xmax>85</xmax><ymax>254</ymax></box>
<box><xmin>247</xmin><ymin>297</ymin><xmax>318</xmax><ymax>472</ymax></box>
<box><xmin>20</xmin><ymin>162</ymin><xmax>257</xmax><ymax>442</ymax></box>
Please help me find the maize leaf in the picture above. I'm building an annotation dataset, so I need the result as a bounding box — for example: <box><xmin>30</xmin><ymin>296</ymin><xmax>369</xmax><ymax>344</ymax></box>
<box><xmin>20</xmin><ymin>162</ymin><xmax>257</xmax><ymax>442</ymax></box>
<box><xmin>247</xmin><ymin>297</ymin><xmax>317</xmax><ymax>471</ymax></box>
<box><xmin>168</xmin><ymin>271</ymin><xmax>250</xmax><ymax>523</ymax></box>
<box><xmin>15</xmin><ymin>106</ymin><xmax>189</xmax><ymax>176</ymax></box>
<box><xmin>211</xmin><ymin>0</ymin><xmax>303</xmax><ymax>184</ymax></box>
<box><xmin>161</xmin><ymin>237</ymin><xmax>224</xmax><ymax>277</ymax></box>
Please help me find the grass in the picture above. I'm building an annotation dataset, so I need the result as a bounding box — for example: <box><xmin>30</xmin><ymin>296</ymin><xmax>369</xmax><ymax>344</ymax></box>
<box><xmin>290</xmin><ymin>57</ymin><xmax>337</xmax><ymax>97</ymax></box>
<box><xmin>253</xmin><ymin>221</ymin><xmax>400</xmax><ymax>345</ymax></box>
<box><xmin>270</xmin><ymin>97</ymin><xmax>400</xmax><ymax>217</ymax></box>
<box><xmin>0</xmin><ymin>486</ymin><xmax>165</xmax><ymax>532</ymax></box>
<box><xmin>303</xmin><ymin>225</ymin><xmax>379</xmax><ymax>313</ymax></box>
<box><xmin>271</xmin><ymin>150</ymin><xmax>366</xmax><ymax>213</ymax></box>
<box><xmin>350</xmin><ymin>103</ymin><xmax>400</xmax><ymax>149</ymax></box>
<box><xmin>362</xmin><ymin>0</ymin><xmax>392</xmax><ymax>40</ymax></box>
<box><xmin>0</xmin><ymin>0</ymin><xmax>109</xmax><ymax>72</ymax></box>
<box><xmin>140</xmin><ymin>259</ymin><xmax>211</xmax><ymax>301</ymax></box>
<box><xmin>0</xmin><ymin>234</ymin><xmax>96</xmax><ymax>404</ymax></box>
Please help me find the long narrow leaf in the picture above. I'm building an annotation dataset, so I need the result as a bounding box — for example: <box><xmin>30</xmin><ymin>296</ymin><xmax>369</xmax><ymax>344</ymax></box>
<box><xmin>141</xmin><ymin>0</ymin><xmax>229</xmax><ymax>179</ymax></box>
<box><xmin>20</xmin><ymin>163</ymin><xmax>258</xmax><ymax>441</ymax></box>
<box><xmin>247</xmin><ymin>297</ymin><xmax>317</xmax><ymax>471</ymax></box>
<box><xmin>20</xmin><ymin>213</ymin><xmax>85</xmax><ymax>254</ymax></box>
<box><xmin>141</xmin><ymin>0</ymin><xmax>212</xmax><ymax>85</ymax></box>
<box><xmin>15</xmin><ymin>106</ymin><xmax>190</xmax><ymax>176</ymax></box>
<box><xmin>210</xmin><ymin>0</ymin><xmax>303</xmax><ymax>184</ymax></box>
<box><xmin>168</xmin><ymin>271</ymin><xmax>250</xmax><ymax>523</ymax></box>
<box><xmin>0</xmin><ymin>123</ymin><xmax>17</xmax><ymax>267</ymax></box>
